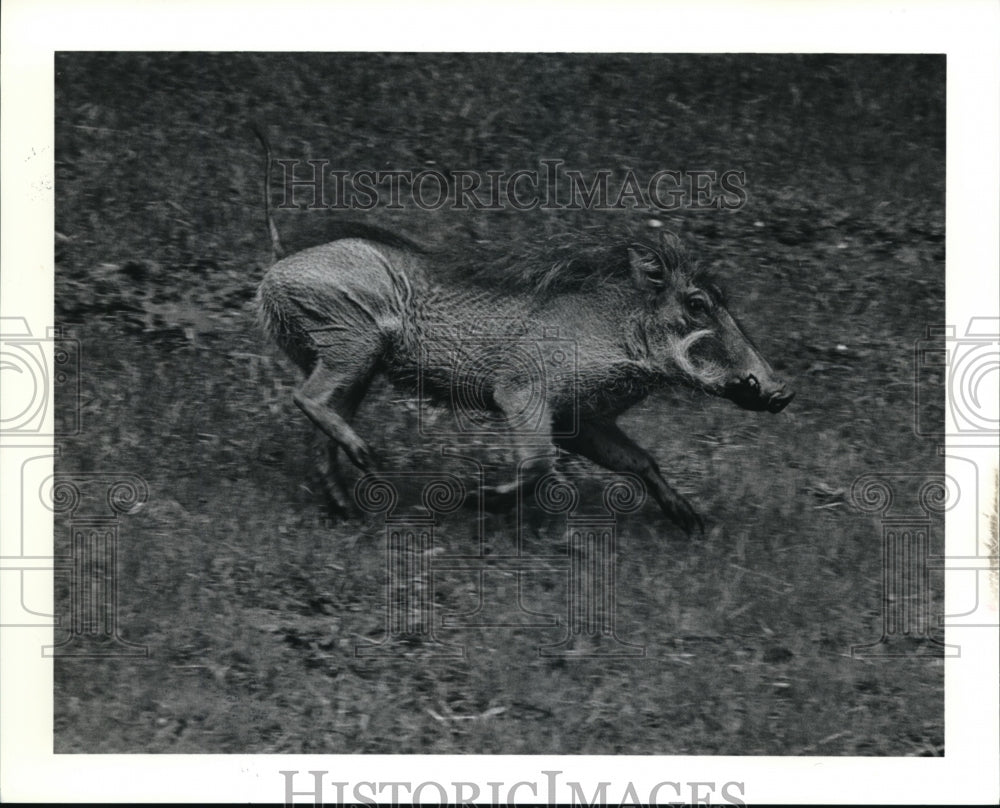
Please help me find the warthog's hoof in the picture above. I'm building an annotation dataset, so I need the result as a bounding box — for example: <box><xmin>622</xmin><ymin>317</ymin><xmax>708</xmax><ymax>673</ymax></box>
<box><xmin>343</xmin><ymin>438</ymin><xmax>375</xmax><ymax>472</ymax></box>
<box><xmin>668</xmin><ymin>500</ymin><xmax>705</xmax><ymax>538</ymax></box>
<box><xmin>320</xmin><ymin>476</ymin><xmax>357</xmax><ymax>521</ymax></box>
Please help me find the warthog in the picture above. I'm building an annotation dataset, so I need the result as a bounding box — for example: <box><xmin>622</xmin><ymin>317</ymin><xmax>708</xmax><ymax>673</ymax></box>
<box><xmin>254</xmin><ymin>129</ymin><xmax>793</xmax><ymax>534</ymax></box>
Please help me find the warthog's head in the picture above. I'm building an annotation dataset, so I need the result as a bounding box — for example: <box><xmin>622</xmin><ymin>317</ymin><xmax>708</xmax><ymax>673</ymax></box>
<box><xmin>628</xmin><ymin>235</ymin><xmax>794</xmax><ymax>413</ymax></box>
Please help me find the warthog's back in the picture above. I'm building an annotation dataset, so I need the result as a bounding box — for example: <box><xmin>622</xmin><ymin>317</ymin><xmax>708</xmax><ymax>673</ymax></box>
<box><xmin>257</xmin><ymin>234</ymin><xmax>549</xmax><ymax>378</ymax></box>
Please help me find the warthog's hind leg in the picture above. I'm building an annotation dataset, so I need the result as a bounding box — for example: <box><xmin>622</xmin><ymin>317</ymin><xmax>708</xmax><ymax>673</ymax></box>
<box><xmin>555</xmin><ymin>419</ymin><xmax>704</xmax><ymax>536</ymax></box>
<box><xmin>315</xmin><ymin>441</ymin><xmax>352</xmax><ymax>516</ymax></box>
<box><xmin>293</xmin><ymin>349</ymin><xmax>381</xmax><ymax>513</ymax></box>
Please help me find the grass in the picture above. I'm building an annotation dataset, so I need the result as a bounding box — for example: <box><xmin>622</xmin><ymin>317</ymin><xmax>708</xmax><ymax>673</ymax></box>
<box><xmin>53</xmin><ymin>53</ymin><xmax>944</xmax><ymax>754</ymax></box>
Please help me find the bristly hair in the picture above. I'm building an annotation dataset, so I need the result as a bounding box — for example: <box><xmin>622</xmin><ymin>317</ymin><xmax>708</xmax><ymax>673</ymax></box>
<box><xmin>438</xmin><ymin>226</ymin><xmax>702</xmax><ymax>297</ymax></box>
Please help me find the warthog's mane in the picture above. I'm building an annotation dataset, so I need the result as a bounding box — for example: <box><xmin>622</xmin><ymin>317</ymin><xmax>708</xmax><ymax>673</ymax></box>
<box><xmin>431</xmin><ymin>227</ymin><xmax>721</xmax><ymax>299</ymax></box>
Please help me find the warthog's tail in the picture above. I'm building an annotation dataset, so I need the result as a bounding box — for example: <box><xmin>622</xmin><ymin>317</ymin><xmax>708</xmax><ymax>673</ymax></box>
<box><xmin>251</xmin><ymin>122</ymin><xmax>285</xmax><ymax>265</ymax></box>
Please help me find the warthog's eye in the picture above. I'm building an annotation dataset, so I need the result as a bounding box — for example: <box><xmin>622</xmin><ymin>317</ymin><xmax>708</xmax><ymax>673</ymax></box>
<box><xmin>685</xmin><ymin>294</ymin><xmax>711</xmax><ymax>316</ymax></box>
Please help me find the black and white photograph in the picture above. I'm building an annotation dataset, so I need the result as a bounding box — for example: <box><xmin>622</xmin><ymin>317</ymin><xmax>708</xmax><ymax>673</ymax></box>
<box><xmin>1</xmin><ymin>1</ymin><xmax>997</xmax><ymax>804</ymax></box>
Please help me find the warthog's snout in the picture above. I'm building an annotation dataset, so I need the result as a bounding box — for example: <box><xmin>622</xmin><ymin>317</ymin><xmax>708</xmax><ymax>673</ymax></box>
<box><xmin>724</xmin><ymin>375</ymin><xmax>795</xmax><ymax>413</ymax></box>
<box><xmin>766</xmin><ymin>386</ymin><xmax>795</xmax><ymax>413</ymax></box>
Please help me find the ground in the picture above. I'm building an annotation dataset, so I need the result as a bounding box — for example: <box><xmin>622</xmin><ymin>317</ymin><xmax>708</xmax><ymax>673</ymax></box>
<box><xmin>52</xmin><ymin>53</ymin><xmax>945</xmax><ymax>754</ymax></box>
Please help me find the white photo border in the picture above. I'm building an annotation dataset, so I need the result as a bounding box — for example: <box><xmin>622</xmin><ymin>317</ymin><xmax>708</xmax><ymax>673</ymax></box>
<box><xmin>1</xmin><ymin>0</ymin><xmax>997</xmax><ymax>804</ymax></box>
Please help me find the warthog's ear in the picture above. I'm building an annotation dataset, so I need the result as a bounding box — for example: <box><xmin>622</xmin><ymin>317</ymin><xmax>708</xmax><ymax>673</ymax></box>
<box><xmin>628</xmin><ymin>244</ymin><xmax>668</xmax><ymax>292</ymax></box>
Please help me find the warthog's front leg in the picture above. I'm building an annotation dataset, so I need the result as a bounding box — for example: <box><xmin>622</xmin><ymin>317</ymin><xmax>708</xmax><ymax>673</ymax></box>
<box><xmin>555</xmin><ymin>419</ymin><xmax>704</xmax><ymax>536</ymax></box>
